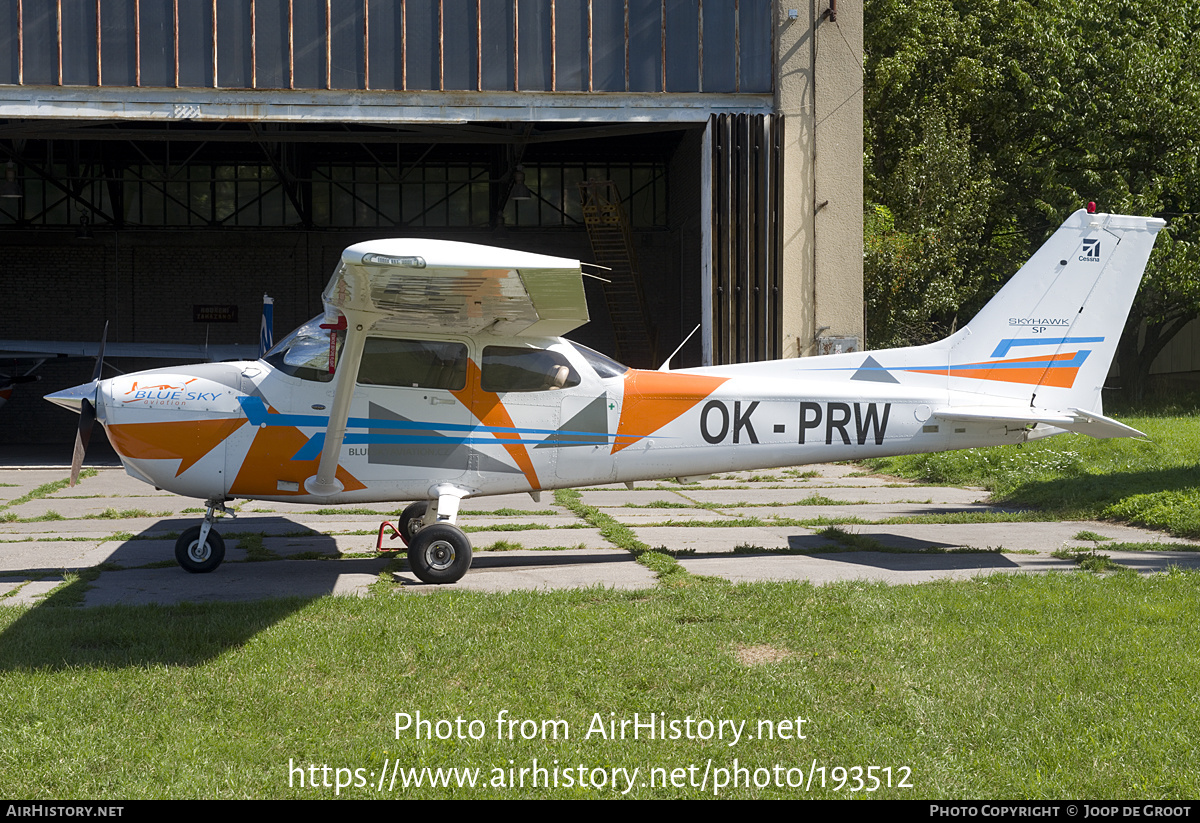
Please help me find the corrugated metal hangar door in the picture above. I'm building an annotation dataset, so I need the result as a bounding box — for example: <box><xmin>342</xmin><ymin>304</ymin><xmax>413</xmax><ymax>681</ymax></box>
<box><xmin>709</xmin><ymin>113</ymin><xmax>783</xmax><ymax>366</ymax></box>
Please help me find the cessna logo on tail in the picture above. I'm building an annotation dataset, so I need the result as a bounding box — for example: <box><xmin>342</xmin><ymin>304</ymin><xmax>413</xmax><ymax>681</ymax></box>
<box><xmin>1080</xmin><ymin>238</ymin><xmax>1101</xmax><ymax>261</ymax></box>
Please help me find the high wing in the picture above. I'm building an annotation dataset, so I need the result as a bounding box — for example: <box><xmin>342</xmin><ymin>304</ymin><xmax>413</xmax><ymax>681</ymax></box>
<box><xmin>323</xmin><ymin>238</ymin><xmax>589</xmax><ymax>337</ymax></box>
<box><xmin>305</xmin><ymin>239</ymin><xmax>590</xmax><ymax>497</ymax></box>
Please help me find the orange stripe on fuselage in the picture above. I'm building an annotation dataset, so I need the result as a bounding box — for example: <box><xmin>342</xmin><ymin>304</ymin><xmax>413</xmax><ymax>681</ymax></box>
<box><xmin>105</xmin><ymin>417</ymin><xmax>247</xmax><ymax>476</ymax></box>
<box><xmin>451</xmin><ymin>359</ymin><xmax>541</xmax><ymax>490</ymax></box>
<box><xmin>611</xmin><ymin>370</ymin><xmax>728</xmax><ymax>454</ymax></box>
<box><xmin>229</xmin><ymin>416</ymin><xmax>366</xmax><ymax>496</ymax></box>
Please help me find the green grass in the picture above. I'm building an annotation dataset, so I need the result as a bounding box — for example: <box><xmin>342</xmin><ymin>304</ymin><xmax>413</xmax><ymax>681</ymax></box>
<box><xmin>553</xmin><ymin>489</ymin><xmax>696</xmax><ymax>585</ymax></box>
<box><xmin>3</xmin><ymin>508</ymin><xmax>178</xmax><ymax>524</ymax></box>
<box><xmin>480</xmin><ymin>539</ymin><xmax>525</xmax><ymax>552</ymax></box>
<box><xmin>865</xmin><ymin>415</ymin><xmax>1200</xmax><ymax>538</ymax></box>
<box><xmin>1101</xmin><ymin>541</ymin><xmax>1200</xmax><ymax>553</ymax></box>
<box><xmin>479</xmin><ymin>541</ymin><xmax>590</xmax><ymax>552</ymax></box>
<box><xmin>461</xmin><ymin>523</ymin><xmax>558</xmax><ymax>533</ymax></box>
<box><xmin>620</xmin><ymin>497</ymin><xmax>856</xmax><ymax>510</ymax></box>
<box><xmin>229</xmin><ymin>533</ymin><xmax>281</xmax><ymax>563</ymax></box>
<box><xmin>462</xmin><ymin>508</ymin><xmax>559</xmax><ymax>517</ymax></box>
<box><xmin>816</xmin><ymin>526</ymin><xmax>888</xmax><ymax>552</ymax></box>
<box><xmin>308</xmin><ymin>508</ymin><xmax>390</xmax><ymax>516</ymax></box>
<box><xmin>17</xmin><ymin>511</ymin><xmax>65</xmax><ymax>522</ymax></box>
<box><xmin>83</xmin><ymin>508</ymin><xmax>165</xmax><ymax>520</ymax></box>
<box><xmin>637</xmin><ymin>511</ymin><xmax>1052</xmax><ymax>529</ymax></box>
<box><xmin>0</xmin><ymin>470</ymin><xmax>97</xmax><ymax>512</ymax></box>
<box><xmin>3</xmin><ymin>572</ymin><xmax>1200</xmax><ymax>798</ymax></box>
<box><xmin>1051</xmin><ymin>548</ymin><xmax>1124</xmax><ymax>573</ymax></box>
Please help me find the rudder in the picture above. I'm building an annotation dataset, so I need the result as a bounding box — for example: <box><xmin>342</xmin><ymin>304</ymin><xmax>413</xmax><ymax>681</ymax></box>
<box><xmin>946</xmin><ymin>209</ymin><xmax>1166</xmax><ymax>410</ymax></box>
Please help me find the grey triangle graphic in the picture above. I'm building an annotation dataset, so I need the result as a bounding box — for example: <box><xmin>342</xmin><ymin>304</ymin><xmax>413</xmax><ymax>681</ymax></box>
<box><xmin>535</xmin><ymin>394</ymin><xmax>610</xmax><ymax>449</ymax></box>
<box><xmin>368</xmin><ymin>402</ymin><xmax>520</xmax><ymax>474</ymax></box>
<box><xmin>851</xmin><ymin>355</ymin><xmax>900</xmax><ymax>383</ymax></box>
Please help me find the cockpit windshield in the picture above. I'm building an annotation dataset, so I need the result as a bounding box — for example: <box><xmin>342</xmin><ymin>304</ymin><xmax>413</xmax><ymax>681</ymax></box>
<box><xmin>568</xmin><ymin>341</ymin><xmax>629</xmax><ymax>379</ymax></box>
<box><xmin>263</xmin><ymin>316</ymin><xmax>345</xmax><ymax>382</ymax></box>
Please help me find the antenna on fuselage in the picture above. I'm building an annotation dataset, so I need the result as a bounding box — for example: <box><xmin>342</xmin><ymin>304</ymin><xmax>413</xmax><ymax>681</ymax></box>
<box><xmin>657</xmin><ymin>324</ymin><xmax>701</xmax><ymax>372</ymax></box>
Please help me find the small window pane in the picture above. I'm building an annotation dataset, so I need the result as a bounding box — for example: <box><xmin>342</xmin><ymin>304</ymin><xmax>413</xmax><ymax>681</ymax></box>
<box><xmin>482</xmin><ymin>346</ymin><xmax>580</xmax><ymax>393</ymax></box>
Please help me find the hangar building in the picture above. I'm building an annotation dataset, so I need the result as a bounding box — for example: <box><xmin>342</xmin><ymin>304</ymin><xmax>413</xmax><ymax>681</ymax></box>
<box><xmin>0</xmin><ymin>0</ymin><xmax>863</xmax><ymax>445</ymax></box>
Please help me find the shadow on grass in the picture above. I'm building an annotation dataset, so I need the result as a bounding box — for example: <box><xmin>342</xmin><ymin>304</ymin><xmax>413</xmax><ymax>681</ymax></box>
<box><xmin>0</xmin><ymin>591</ymin><xmax>314</xmax><ymax>670</ymax></box>
<box><xmin>995</xmin><ymin>465</ymin><xmax>1200</xmax><ymax>536</ymax></box>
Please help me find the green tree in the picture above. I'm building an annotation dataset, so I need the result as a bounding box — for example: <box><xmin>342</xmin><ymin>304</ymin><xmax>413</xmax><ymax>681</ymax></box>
<box><xmin>865</xmin><ymin>0</ymin><xmax>1200</xmax><ymax>400</ymax></box>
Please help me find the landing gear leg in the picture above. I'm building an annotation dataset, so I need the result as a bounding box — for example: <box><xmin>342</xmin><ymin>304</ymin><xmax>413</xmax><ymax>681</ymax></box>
<box><xmin>175</xmin><ymin>499</ymin><xmax>234</xmax><ymax>574</ymax></box>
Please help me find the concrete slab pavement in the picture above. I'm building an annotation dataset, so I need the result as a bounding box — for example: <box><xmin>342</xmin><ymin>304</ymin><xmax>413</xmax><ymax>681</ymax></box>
<box><xmin>1</xmin><ymin>463</ymin><xmax>1197</xmax><ymax>607</ymax></box>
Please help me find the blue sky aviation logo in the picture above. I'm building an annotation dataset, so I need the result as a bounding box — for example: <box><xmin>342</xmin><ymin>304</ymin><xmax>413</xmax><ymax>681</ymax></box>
<box><xmin>1080</xmin><ymin>238</ymin><xmax>1101</xmax><ymax>261</ymax></box>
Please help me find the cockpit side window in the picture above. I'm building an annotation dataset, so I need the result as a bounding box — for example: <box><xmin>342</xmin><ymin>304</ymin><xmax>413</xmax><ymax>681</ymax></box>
<box><xmin>357</xmin><ymin>338</ymin><xmax>468</xmax><ymax>390</ymax></box>
<box><xmin>481</xmin><ymin>346</ymin><xmax>581</xmax><ymax>393</ymax></box>
<box><xmin>263</xmin><ymin>316</ymin><xmax>344</xmax><ymax>383</ymax></box>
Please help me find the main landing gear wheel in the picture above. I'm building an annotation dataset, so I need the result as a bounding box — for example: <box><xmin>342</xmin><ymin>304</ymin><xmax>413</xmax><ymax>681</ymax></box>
<box><xmin>175</xmin><ymin>525</ymin><xmax>226</xmax><ymax>574</ymax></box>
<box><xmin>398</xmin><ymin>500</ymin><xmax>429</xmax><ymax>547</ymax></box>
<box><xmin>406</xmin><ymin>523</ymin><xmax>472</xmax><ymax>585</ymax></box>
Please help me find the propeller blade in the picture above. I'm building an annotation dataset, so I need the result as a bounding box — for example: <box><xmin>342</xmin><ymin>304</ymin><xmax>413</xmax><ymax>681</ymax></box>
<box><xmin>92</xmin><ymin>322</ymin><xmax>108</xmax><ymax>382</ymax></box>
<box><xmin>70</xmin><ymin>323</ymin><xmax>108</xmax><ymax>488</ymax></box>
<box><xmin>70</xmin><ymin>397</ymin><xmax>95</xmax><ymax>487</ymax></box>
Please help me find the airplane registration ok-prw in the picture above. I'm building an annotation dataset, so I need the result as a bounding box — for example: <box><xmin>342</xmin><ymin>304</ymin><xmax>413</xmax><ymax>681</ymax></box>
<box><xmin>46</xmin><ymin>208</ymin><xmax>1165</xmax><ymax>584</ymax></box>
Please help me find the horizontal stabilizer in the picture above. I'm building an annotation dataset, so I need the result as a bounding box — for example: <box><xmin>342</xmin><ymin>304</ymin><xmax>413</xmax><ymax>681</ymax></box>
<box><xmin>932</xmin><ymin>406</ymin><xmax>1146</xmax><ymax>439</ymax></box>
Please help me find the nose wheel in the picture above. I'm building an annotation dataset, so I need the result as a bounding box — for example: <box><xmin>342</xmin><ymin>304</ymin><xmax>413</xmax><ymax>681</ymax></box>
<box><xmin>175</xmin><ymin>525</ymin><xmax>226</xmax><ymax>573</ymax></box>
<box><xmin>406</xmin><ymin>523</ymin><xmax>472</xmax><ymax>584</ymax></box>
<box><xmin>175</xmin><ymin>500</ymin><xmax>233</xmax><ymax>573</ymax></box>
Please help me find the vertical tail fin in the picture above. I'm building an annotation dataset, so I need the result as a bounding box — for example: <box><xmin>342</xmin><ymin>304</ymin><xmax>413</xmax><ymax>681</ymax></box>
<box><xmin>945</xmin><ymin>210</ymin><xmax>1165</xmax><ymax>410</ymax></box>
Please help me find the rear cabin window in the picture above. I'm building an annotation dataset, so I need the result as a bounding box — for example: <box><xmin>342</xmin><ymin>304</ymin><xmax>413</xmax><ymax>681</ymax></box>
<box><xmin>481</xmin><ymin>346</ymin><xmax>581</xmax><ymax>393</ymax></box>
<box><xmin>357</xmin><ymin>338</ymin><xmax>467</xmax><ymax>390</ymax></box>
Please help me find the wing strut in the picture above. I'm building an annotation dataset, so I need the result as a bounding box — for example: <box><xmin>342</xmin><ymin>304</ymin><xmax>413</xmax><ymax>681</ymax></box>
<box><xmin>304</xmin><ymin>309</ymin><xmax>369</xmax><ymax>497</ymax></box>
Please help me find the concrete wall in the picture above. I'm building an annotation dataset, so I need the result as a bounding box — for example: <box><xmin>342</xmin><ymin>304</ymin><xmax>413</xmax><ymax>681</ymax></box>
<box><xmin>776</xmin><ymin>0</ymin><xmax>864</xmax><ymax>359</ymax></box>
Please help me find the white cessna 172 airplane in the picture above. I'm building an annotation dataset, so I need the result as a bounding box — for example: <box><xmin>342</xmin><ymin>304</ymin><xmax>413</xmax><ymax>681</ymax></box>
<box><xmin>45</xmin><ymin>208</ymin><xmax>1165</xmax><ymax>584</ymax></box>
